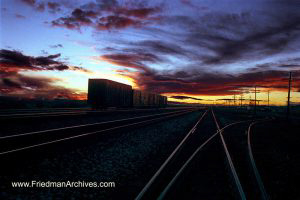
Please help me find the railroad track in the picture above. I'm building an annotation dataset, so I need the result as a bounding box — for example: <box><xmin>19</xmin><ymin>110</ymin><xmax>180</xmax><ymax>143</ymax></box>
<box><xmin>136</xmin><ymin>108</ymin><xmax>269</xmax><ymax>199</ymax></box>
<box><xmin>247</xmin><ymin>119</ymin><xmax>300</xmax><ymax>199</ymax></box>
<box><xmin>0</xmin><ymin>108</ymin><xmax>135</xmax><ymax>119</ymax></box>
<box><xmin>0</xmin><ymin>107</ymin><xmax>199</xmax><ymax>120</ymax></box>
<box><xmin>0</xmin><ymin>108</ymin><xmax>197</xmax><ymax>158</ymax></box>
<box><xmin>247</xmin><ymin>121</ymin><xmax>270</xmax><ymax>200</ymax></box>
<box><xmin>0</xmin><ymin>107</ymin><xmax>90</xmax><ymax>114</ymax></box>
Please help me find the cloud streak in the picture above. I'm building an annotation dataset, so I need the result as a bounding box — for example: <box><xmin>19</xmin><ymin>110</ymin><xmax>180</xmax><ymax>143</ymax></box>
<box><xmin>50</xmin><ymin>0</ymin><xmax>161</xmax><ymax>31</ymax></box>
<box><xmin>49</xmin><ymin>44</ymin><xmax>63</xmax><ymax>48</ymax></box>
<box><xmin>93</xmin><ymin>0</ymin><xmax>300</xmax><ymax>98</ymax></box>
<box><xmin>15</xmin><ymin>14</ymin><xmax>26</xmax><ymax>19</ymax></box>
<box><xmin>0</xmin><ymin>49</ymin><xmax>89</xmax><ymax>99</ymax></box>
<box><xmin>100</xmin><ymin>51</ymin><xmax>300</xmax><ymax>96</ymax></box>
<box><xmin>170</xmin><ymin>95</ymin><xmax>203</xmax><ymax>101</ymax></box>
<box><xmin>0</xmin><ymin>49</ymin><xmax>89</xmax><ymax>72</ymax></box>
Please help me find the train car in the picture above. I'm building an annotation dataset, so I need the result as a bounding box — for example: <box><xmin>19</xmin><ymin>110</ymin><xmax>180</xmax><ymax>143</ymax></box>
<box><xmin>158</xmin><ymin>95</ymin><xmax>164</xmax><ymax>106</ymax></box>
<box><xmin>88</xmin><ymin>79</ymin><xmax>132</xmax><ymax>108</ymax></box>
<box><xmin>132</xmin><ymin>90</ymin><xmax>142</xmax><ymax>106</ymax></box>
<box><xmin>140</xmin><ymin>91</ymin><xmax>149</xmax><ymax>106</ymax></box>
<box><xmin>148</xmin><ymin>93</ymin><xmax>154</xmax><ymax>106</ymax></box>
<box><xmin>164</xmin><ymin>96</ymin><xmax>168</xmax><ymax>106</ymax></box>
<box><xmin>88</xmin><ymin>79</ymin><xmax>168</xmax><ymax>108</ymax></box>
<box><xmin>159</xmin><ymin>95</ymin><xmax>167</xmax><ymax>107</ymax></box>
<box><xmin>133</xmin><ymin>90</ymin><xmax>168</xmax><ymax>107</ymax></box>
<box><xmin>154</xmin><ymin>94</ymin><xmax>158</xmax><ymax>106</ymax></box>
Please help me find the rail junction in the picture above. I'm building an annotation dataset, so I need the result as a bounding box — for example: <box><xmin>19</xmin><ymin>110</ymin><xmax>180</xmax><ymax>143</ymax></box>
<box><xmin>136</xmin><ymin>108</ymin><xmax>269</xmax><ymax>200</ymax></box>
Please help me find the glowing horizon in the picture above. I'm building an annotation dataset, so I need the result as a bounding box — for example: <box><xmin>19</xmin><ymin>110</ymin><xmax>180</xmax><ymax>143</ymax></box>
<box><xmin>1</xmin><ymin>0</ymin><xmax>299</xmax><ymax>105</ymax></box>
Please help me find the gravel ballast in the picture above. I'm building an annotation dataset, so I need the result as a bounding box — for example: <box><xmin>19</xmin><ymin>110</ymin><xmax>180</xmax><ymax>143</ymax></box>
<box><xmin>0</xmin><ymin>109</ymin><xmax>186</xmax><ymax>137</ymax></box>
<box><xmin>1</xmin><ymin>110</ymin><xmax>203</xmax><ymax>199</ymax></box>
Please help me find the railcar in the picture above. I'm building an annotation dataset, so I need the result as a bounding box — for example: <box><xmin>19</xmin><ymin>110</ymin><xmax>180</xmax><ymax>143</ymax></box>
<box><xmin>140</xmin><ymin>91</ymin><xmax>149</xmax><ymax>106</ymax></box>
<box><xmin>88</xmin><ymin>79</ymin><xmax>133</xmax><ymax>108</ymax></box>
<box><xmin>88</xmin><ymin>79</ymin><xmax>167</xmax><ymax>108</ymax></box>
<box><xmin>133</xmin><ymin>90</ymin><xmax>142</xmax><ymax>106</ymax></box>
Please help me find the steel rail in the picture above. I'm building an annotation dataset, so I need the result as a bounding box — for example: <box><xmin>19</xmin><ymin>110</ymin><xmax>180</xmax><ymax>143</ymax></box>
<box><xmin>211</xmin><ymin>108</ymin><xmax>247</xmax><ymax>200</ymax></box>
<box><xmin>247</xmin><ymin>121</ymin><xmax>269</xmax><ymax>200</ymax></box>
<box><xmin>0</xmin><ymin>107</ymin><xmax>196</xmax><ymax>119</ymax></box>
<box><xmin>0</xmin><ymin>111</ymin><xmax>87</xmax><ymax>117</ymax></box>
<box><xmin>0</xmin><ymin>109</ymin><xmax>195</xmax><ymax>140</ymax></box>
<box><xmin>157</xmin><ymin>117</ymin><xmax>253</xmax><ymax>200</ymax></box>
<box><xmin>0</xmin><ymin>109</ymin><xmax>138</xmax><ymax>117</ymax></box>
<box><xmin>135</xmin><ymin>109</ymin><xmax>209</xmax><ymax>200</ymax></box>
<box><xmin>0</xmin><ymin>107</ymin><xmax>89</xmax><ymax>114</ymax></box>
<box><xmin>0</xmin><ymin>110</ymin><xmax>194</xmax><ymax>156</ymax></box>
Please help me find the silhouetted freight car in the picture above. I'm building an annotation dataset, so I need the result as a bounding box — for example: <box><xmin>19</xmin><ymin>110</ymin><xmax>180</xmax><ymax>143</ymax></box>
<box><xmin>163</xmin><ymin>96</ymin><xmax>167</xmax><ymax>105</ymax></box>
<box><xmin>148</xmin><ymin>93</ymin><xmax>155</xmax><ymax>105</ymax></box>
<box><xmin>132</xmin><ymin>90</ymin><xmax>167</xmax><ymax>107</ymax></box>
<box><xmin>88</xmin><ymin>79</ymin><xmax>132</xmax><ymax>108</ymax></box>
<box><xmin>159</xmin><ymin>95</ymin><xmax>167</xmax><ymax>105</ymax></box>
<box><xmin>133</xmin><ymin>90</ymin><xmax>142</xmax><ymax>106</ymax></box>
<box><xmin>141</xmin><ymin>91</ymin><xmax>149</xmax><ymax>106</ymax></box>
<box><xmin>88</xmin><ymin>79</ymin><xmax>167</xmax><ymax>108</ymax></box>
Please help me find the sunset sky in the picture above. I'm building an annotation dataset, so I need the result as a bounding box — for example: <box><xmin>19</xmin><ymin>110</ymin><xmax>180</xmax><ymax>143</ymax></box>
<box><xmin>1</xmin><ymin>0</ymin><xmax>300</xmax><ymax>105</ymax></box>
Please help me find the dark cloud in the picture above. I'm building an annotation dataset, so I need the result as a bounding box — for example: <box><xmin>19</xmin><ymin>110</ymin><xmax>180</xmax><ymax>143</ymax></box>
<box><xmin>97</xmin><ymin>10</ymin><xmax>299</xmax><ymax>73</ymax></box>
<box><xmin>116</xmin><ymin>7</ymin><xmax>160</xmax><ymax>18</ymax></box>
<box><xmin>51</xmin><ymin>8</ymin><xmax>98</xmax><ymax>30</ymax></box>
<box><xmin>2</xmin><ymin>78</ymin><xmax>22</xmax><ymax>89</ymax></box>
<box><xmin>20</xmin><ymin>0</ymin><xmax>45</xmax><ymax>12</ymax></box>
<box><xmin>47</xmin><ymin>2</ymin><xmax>61</xmax><ymax>13</ymax></box>
<box><xmin>96</xmin><ymin>15</ymin><xmax>142</xmax><ymax>30</ymax></box>
<box><xmin>204</xmin><ymin>22</ymin><xmax>299</xmax><ymax>64</ymax></box>
<box><xmin>248</xmin><ymin>60</ymin><xmax>300</xmax><ymax>72</ymax></box>
<box><xmin>180</xmin><ymin>0</ymin><xmax>207</xmax><ymax>10</ymax></box>
<box><xmin>49</xmin><ymin>44</ymin><xmax>63</xmax><ymax>48</ymax></box>
<box><xmin>116</xmin><ymin>3</ymin><xmax>300</xmax><ymax>67</ymax></box>
<box><xmin>21</xmin><ymin>0</ymin><xmax>35</xmax><ymax>6</ymax></box>
<box><xmin>278</xmin><ymin>64</ymin><xmax>300</xmax><ymax>69</ymax></box>
<box><xmin>15</xmin><ymin>14</ymin><xmax>26</xmax><ymax>19</ymax></box>
<box><xmin>41</xmin><ymin>50</ymin><xmax>49</xmax><ymax>55</ymax></box>
<box><xmin>0</xmin><ymin>49</ymin><xmax>89</xmax><ymax>100</ymax></box>
<box><xmin>20</xmin><ymin>0</ymin><xmax>64</xmax><ymax>13</ymax></box>
<box><xmin>72</xmin><ymin>8</ymin><xmax>98</xmax><ymax>18</ymax></box>
<box><xmin>137</xmin><ymin>40</ymin><xmax>191</xmax><ymax>57</ymax></box>
<box><xmin>95</xmin><ymin>0</ymin><xmax>118</xmax><ymax>10</ymax></box>
<box><xmin>100</xmin><ymin>52</ymin><xmax>162</xmax><ymax>71</ymax></box>
<box><xmin>171</xmin><ymin>95</ymin><xmax>203</xmax><ymax>101</ymax></box>
<box><xmin>185</xmin><ymin>6</ymin><xmax>300</xmax><ymax>65</ymax></box>
<box><xmin>36</xmin><ymin>2</ymin><xmax>45</xmax><ymax>11</ymax></box>
<box><xmin>100</xmin><ymin>39</ymin><xmax>195</xmax><ymax>68</ymax></box>
<box><xmin>97</xmin><ymin>0</ymin><xmax>300</xmax><ymax>96</ymax></box>
<box><xmin>145</xmin><ymin>70</ymin><xmax>299</xmax><ymax>95</ymax></box>
<box><xmin>50</xmin><ymin>0</ymin><xmax>161</xmax><ymax>31</ymax></box>
<box><xmin>0</xmin><ymin>49</ymin><xmax>90</xmax><ymax>72</ymax></box>
<box><xmin>0</xmin><ymin>74</ymin><xmax>86</xmax><ymax>100</ymax></box>
<box><xmin>72</xmin><ymin>66</ymin><xmax>91</xmax><ymax>73</ymax></box>
<box><xmin>101</xmin><ymin>51</ymin><xmax>299</xmax><ymax>95</ymax></box>
<box><xmin>1</xmin><ymin>49</ymin><xmax>32</xmax><ymax>67</ymax></box>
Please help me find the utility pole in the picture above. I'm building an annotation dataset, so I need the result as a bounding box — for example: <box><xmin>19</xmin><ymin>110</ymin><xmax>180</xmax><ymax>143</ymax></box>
<box><xmin>249</xmin><ymin>94</ymin><xmax>251</xmax><ymax>107</ymax></box>
<box><xmin>240</xmin><ymin>95</ymin><xmax>243</xmax><ymax>107</ymax></box>
<box><xmin>234</xmin><ymin>94</ymin><xmax>236</xmax><ymax>107</ymax></box>
<box><xmin>287</xmin><ymin>72</ymin><xmax>292</xmax><ymax>120</ymax></box>
<box><xmin>254</xmin><ymin>85</ymin><xmax>257</xmax><ymax>115</ymax></box>
<box><xmin>267</xmin><ymin>90</ymin><xmax>270</xmax><ymax>108</ymax></box>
